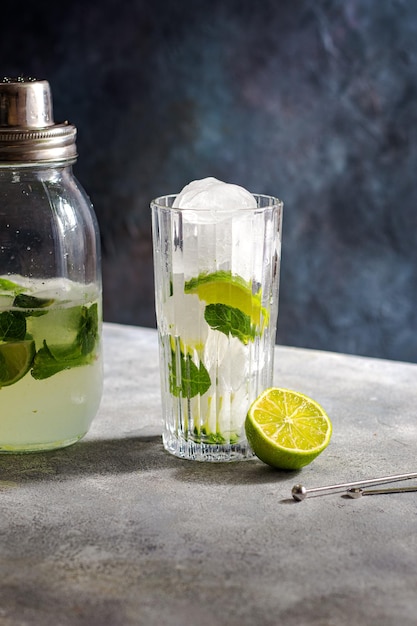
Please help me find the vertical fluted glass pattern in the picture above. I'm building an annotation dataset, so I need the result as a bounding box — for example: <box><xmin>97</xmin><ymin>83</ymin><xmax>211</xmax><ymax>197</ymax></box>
<box><xmin>151</xmin><ymin>194</ymin><xmax>283</xmax><ymax>461</ymax></box>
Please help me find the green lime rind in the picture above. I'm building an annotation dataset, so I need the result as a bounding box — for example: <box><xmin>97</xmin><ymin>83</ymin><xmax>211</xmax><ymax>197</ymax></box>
<box><xmin>245</xmin><ymin>387</ymin><xmax>332</xmax><ymax>471</ymax></box>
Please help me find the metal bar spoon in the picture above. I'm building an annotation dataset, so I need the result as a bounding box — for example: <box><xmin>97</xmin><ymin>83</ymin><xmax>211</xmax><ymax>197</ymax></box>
<box><xmin>291</xmin><ymin>472</ymin><xmax>417</xmax><ymax>501</ymax></box>
<box><xmin>346</xmin><ymin>484</ymin><xmax>417</xmax><ymax>498</ymax></box>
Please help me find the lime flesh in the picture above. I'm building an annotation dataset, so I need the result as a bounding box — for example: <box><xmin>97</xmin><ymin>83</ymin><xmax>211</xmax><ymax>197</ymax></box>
<box><xmin>0</xmin><ymin>340</ymin><xmax>36</xmax><ymax>387</ymax></box>
<box><xmin>184</xmin><ymin>271</ymin><xmax>266</xmax><ymax>326</ymax></box>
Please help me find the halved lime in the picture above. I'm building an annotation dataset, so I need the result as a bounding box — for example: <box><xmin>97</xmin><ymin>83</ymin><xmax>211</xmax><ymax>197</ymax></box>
<box><xmin>245</xmin><ymin>388</ymin><xmax>332</xmax><ymax>470</ymax></box>
<box><xmin>184</xmin><ymin>271</ymin><xmax>266</xmax><ymax>325</ymax></box>
<box><xmin>0</xmin><ymin>340</ymin><xmax>36</xmax><ymax>387</ymax></box>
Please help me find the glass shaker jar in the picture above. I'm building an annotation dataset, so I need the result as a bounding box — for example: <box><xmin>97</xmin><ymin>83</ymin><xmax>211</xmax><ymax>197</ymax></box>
<box><xmin>0</xmin><ymin>77</ymin><xmax>103</xmax><ymax>452</ymax></box>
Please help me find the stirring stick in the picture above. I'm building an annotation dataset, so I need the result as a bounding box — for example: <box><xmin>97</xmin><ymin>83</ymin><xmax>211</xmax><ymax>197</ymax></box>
<box><xmin>291</xmin><ymin>472</ymin><xmax>417</xmax><ymax>501</ymax></box>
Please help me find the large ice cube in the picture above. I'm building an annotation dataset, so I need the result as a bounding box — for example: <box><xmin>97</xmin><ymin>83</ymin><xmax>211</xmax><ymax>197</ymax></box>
<box><xmin>173</xmin><ymin>177</ymin><xmax>257</xmax><ymax>214</ymax></box>
<box><xmin>162</xmin><ymin>277</ymin><xmax>208</xmax><ymax>349</ymax></box>
<box><xmin>171</xmin><ymin>178</ymin><xmax>261</xmax><ymax>281</ymax></box>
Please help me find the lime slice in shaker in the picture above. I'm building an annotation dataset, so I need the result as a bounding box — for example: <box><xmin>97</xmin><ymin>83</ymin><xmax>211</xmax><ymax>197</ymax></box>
<box><xmin>0</xmin><ymin>340</ymin><xmax>36</xmax><ymax>387</ymax></box>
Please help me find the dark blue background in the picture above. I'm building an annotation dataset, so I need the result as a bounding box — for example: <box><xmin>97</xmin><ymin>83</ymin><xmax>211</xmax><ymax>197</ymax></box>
<box><xmin>2</xmin><ymin>0</ymin><xmax>416</xmax><ymax>362</ymax></box>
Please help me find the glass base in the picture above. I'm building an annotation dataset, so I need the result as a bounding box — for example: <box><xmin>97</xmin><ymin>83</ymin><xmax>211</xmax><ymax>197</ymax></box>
<box><xmin>0</xmin><ymin>432</ymin><xmax>86</xmax><ymax>454</ymax></box>
<box><xmin>163</xmin><ymin>432</ymin><xmax>255</xmax><ymax>462</ymax></box>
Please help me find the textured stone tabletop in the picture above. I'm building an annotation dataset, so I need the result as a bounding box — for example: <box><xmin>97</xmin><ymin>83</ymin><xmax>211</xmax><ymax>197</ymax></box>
<box><xmin>1</xmin><ymin>323</ymin><xmax>416</xmax><ymax>625</ymax></box>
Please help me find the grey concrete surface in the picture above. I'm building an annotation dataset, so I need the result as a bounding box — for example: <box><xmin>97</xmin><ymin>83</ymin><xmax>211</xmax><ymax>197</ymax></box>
<box><xmin>0</xmin><ymin>323</ymin><xmax>416</xmax><ymax>625</ymax></box>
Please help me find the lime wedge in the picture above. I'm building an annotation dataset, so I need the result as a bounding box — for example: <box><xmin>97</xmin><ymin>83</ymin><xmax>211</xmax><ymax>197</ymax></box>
<box><xmin>245</xmin><ymin>388</ymin><xmax>332</xmax><ymax>470</ymax></box>
<box><xmin>184</xmin><ymin>271</ymin><xmax>266</xmax><ymax>326</ymax></box>
<box><xmin>0</xmin><ymin>340</ymin><xmax>36</xmax><ymax>387</ymax></box>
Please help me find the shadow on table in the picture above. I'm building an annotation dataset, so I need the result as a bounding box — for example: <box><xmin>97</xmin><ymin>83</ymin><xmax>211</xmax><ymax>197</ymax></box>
<box><xmin>0</xmin><ymin>435</ymin><xmax>298</xmax><ymax>487</ymax></box>
<box><xmin>170</xmin><ymin>457</ymin><xmax>297</xmax><ymax>487</ymax></box>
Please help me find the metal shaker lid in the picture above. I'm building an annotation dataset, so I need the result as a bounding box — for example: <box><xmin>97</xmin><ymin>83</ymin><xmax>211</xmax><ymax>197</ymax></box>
<box><xmin>0</xmin><ymin>77</ymin><xmax>77</xmax><ymax>164</ymax></box>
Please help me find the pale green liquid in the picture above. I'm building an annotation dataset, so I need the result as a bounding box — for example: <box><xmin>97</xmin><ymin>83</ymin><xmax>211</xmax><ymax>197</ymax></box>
<box><xmin>0</xmin><ymin>277</ymin><xmax>102</xmax><ymax>452</ymax></box>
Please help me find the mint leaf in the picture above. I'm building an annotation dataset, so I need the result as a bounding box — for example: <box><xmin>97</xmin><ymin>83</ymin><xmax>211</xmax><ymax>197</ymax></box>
<box><xmin>192</xmin><ymin>426</ymin><xmax>240</xmax><ymax>445</ymax></box>
<box><xmin>13</xmin><ymin>294</ymin><xmax>54</xmax><ymax>309</ymax></box>
<box><xmin>0</xmin><ymin>311</ymin><xmax>27</xmax><ymax>341</ymax></box>
<box><xmin>169</xmin><ymin>349</ymin><xmax>211</xmax><ymax>398</ymax></box>
<box><xmin>31</xmin><ymin>340</ymin><xmax>93</xmax><ymax>380</ymax></box>
<box><xmin>204</xmin><ymin>303</ymin><xmax>256</xmax><ymax>344</ymax></box>
<box><xmin>184</xmin><ymin>270</ymin><xmax>252</xmax><ymax>294</ymax></box>
<box><xmin>76</xmin><ymin>304</ymin><xmax>99</xmax><ymax>355</ymax></box>
<box><xmin>31</xmin><ymin>303</ymin><xmax>99</xmax><ymax>380</ymax></box>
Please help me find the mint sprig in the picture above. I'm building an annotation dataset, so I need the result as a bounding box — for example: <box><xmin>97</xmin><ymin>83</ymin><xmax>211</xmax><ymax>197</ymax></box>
<box><xmin>31</xmin><ymin>339</ymin><xmax>96</xmax><ymax>380</ymax></box>
<box><xmin>204</xmin><ymin>303</ymin><xmax>256</xmax><ymax>344</ymax></box>
<box><xmin>76</xmin><ymin>303</ymin><xmax>99</xmax><ymax>355</ymax></box>
<box><xmin>169</xmin><ymin>349</ymin><xmax>211</xmax><ymax>398</ymax></box>
<box><xmin>31</xmin><ymin>303</ymin><xmax>99</xmax><ymax>380</ymax></box>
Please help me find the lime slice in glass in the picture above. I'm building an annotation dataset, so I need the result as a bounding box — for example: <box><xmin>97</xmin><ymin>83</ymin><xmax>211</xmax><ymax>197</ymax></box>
<box><xmin>0</xmin><ymin>340</ymin><xmax>36</xmax><ymax>387</ymax></box>
<box><xmin>184</xmin><ymin>271</ymin><xmax>267</xmax><ymax>326</ymax></box>
<box><xmin>245</xmin><ymin>388</ymin><xmax>332</xmax><ymax>470</ymax></box>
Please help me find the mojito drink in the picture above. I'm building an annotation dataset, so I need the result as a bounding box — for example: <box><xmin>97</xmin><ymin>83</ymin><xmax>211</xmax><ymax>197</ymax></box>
<box><xmin>152</xmin><ymin>178</ymin><xmax>283</xmax><ymax>461</ymax></box>
<box><xmin>0</xmin><ymin>275</ymin><xmax>102</xmax><ymax>452</ymax></box>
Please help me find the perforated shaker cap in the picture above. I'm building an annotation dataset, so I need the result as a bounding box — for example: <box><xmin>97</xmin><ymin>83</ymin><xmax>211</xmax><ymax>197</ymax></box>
<box><xmin>0</xmin><ymin>76</ymin><xmax>77</xmax><ymax>164</ymax></box>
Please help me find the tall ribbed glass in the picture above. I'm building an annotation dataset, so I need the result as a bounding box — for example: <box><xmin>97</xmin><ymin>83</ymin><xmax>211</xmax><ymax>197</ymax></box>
<box><xmin>151</xmin><ymin>194</ymin><xmax>283</xmax><ymax>461</ymax></box>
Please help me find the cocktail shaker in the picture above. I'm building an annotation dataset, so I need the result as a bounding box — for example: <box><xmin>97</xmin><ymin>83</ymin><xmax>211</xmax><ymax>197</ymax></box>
<box><xmin>0</xmin><ymin>77</ymin><xmax>103</xmax><ymax>452</ymax></box>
